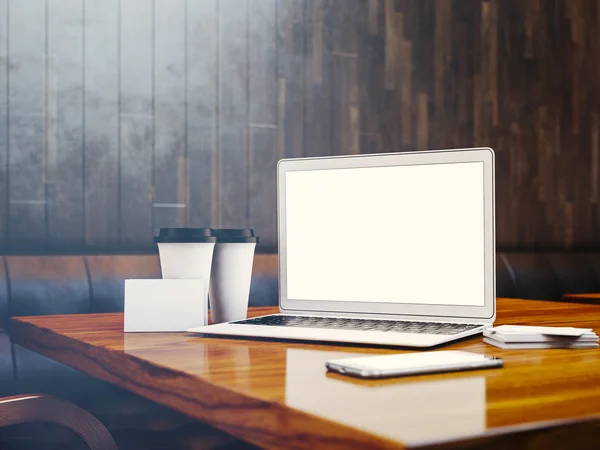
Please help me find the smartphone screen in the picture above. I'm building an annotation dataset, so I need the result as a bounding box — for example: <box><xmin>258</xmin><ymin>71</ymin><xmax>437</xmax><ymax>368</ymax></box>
<box><xmin>326</xmin><ymin>351</ymin><xmax>502</xmax><ymax>378</ymax></box>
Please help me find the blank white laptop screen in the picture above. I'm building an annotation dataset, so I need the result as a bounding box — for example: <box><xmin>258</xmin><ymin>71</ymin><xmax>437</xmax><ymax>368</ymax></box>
<box><xmin>285</xmin><ymin>161</ymin><xmax>485</xmax><ymax>306</ymax></box>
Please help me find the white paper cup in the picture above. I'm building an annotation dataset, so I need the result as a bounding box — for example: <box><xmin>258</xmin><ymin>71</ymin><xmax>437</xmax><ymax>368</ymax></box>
<box><xmin>155</xmin><ymin>228</ymin><xmax>217</xmax><ymax>281</ymax></box>
<box><xmin>209</xmin><ymin>229</ymin><xmax>258</xmax><ymax>324</ymax></box>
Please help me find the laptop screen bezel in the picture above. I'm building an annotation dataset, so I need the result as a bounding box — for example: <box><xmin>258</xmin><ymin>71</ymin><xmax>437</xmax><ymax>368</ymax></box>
<box><xmin>276</xmin><ymin>148</ymin><xmax>496</xmax><ymax>323</ymax></box>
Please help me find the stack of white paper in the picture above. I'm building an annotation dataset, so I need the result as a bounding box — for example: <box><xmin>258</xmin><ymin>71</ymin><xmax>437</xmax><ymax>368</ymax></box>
<box><xmin>483</xmin><ymin>325</ymin><xmax>599</xmax><ymax>349</ymax></box>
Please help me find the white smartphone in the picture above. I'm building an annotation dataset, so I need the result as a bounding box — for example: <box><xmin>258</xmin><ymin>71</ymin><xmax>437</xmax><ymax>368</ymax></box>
<box><xmin>326</xmin><ymin>350</ymin><xmax>503</xmax><ymax>379</ymax></box>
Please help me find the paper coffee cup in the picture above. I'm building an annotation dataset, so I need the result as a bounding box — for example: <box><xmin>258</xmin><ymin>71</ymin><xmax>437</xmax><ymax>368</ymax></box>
<box><xmin>209</xmin><ymin>229</ymin><xmax>258</xmax><ymax>324</ymax></box>
<box><xmin>154</xmin><ymin>228</ymin><xmax>217</xmax><ymax>280</ymax></box>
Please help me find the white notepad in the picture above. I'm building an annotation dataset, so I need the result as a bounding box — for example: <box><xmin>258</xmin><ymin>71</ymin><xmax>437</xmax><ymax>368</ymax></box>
<box><xmin>483</xmin><ymin>330</ymin><xmax>598</xmax><ymax>343</ymax></box>
<box><xmin>487</xmin><ymin>325</ymin><xmax>593</xmax><ymax>337</ymax></box>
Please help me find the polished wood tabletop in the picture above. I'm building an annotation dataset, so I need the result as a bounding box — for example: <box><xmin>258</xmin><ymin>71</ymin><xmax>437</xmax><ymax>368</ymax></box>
<box><xmin>9</xmin><ymin>299</ymin><xmax>600</xmax><ymax>449</ymax></box>
<box><xmin>563</xmin><ymin>293</ymin><xmax>600</xmax><ymax>303</ymax></box>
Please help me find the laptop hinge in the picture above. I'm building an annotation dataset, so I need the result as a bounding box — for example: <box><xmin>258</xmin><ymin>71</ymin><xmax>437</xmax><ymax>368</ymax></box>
<box><xmin>277</xmin><ymin>308</ymin><xmax>492</xmax><ymax>325</ymax></box>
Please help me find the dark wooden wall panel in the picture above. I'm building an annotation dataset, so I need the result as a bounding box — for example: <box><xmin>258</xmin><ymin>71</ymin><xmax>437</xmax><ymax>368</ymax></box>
<box><xmin>277</xmin><ymin>0</ymin><xmax>306</xmax><ymax>159</ymax></box>
<box><xmin>119</xmin><ymin>0</ymin><xmax>153</xmax><ymax>247</ymax></box>
<box><xmin>1</xmin><ymin>0</ymin><xmax>600</xmax><ymax>252</ymax></box>
<box><xmin>0</xmin><ymin>0</ymin><xmax>7</xmax><ymax>247</ymax></box>
<box><xmin>46</xmin><ymin>0</ymin><xmax>84</xmax><ymax>247</ymax></box>
<box><xmin>304</xmin><ymin>0</ymin><xmax>333</xmax><ymax>158</ymax></box>
<box><xmin>248</xmin><ymin>0</ymin><xmax>277</xmax><ymax>128</ymax></box>
<box><xmin>358</xmin><ymin>0</ymin><xmax>383</xmax><ymax>154</ymax></box>
<box><xmin>153</xmin><ymin>0</ymin><xmax>187</xmax><ymax>231</ymax></box>
<box><xmin>187</xmin><ymin>0</ymin><xmax>218</xmax><ymax>229</ymax></box>
<box><xmin>331</xmin><ymin>53</ymin><xmax>359</xmax><ymax>155</ymax></box>
<box><xmin>248</xmin><ymin>0</ymin><xmax>278</xmax><ymax>245</ymax></box>
<box><xmin>331</xmin><ymin>1</ymin><xmax>359</xmax><ymax>156</ymax></box>
<box><xmin>83</xmin><ymin>0</ymin><xmax>119</xmax><ymax>247</ymax></box>
<box><xmin>381</xmin><ymin>0</ymin><xmax>402</xmax><ymax>153</ymax></box>
<box><xmin>218</xmin><ymin>0</ymin><xmax>248</xmax><ymax>229</ymax></box>
<box><xmin>8</xmin><ymin>0</ymin><xmax>46</xmax><ymax>247</ymax></box>
<box><xmin>248</xmin><ymin>127</ymin><xmax>278</xmax><ymax>245</ymax></box>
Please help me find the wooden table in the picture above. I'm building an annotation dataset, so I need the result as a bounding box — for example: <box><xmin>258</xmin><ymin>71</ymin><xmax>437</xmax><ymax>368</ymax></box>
<box><xmin>564</xmin><ymin>293</ymin><xmax>600</xmax><ymax>303</ymax></box>
<box><xmin>9</xmin><ymin>298</ymin><xmax>600</xmax><ymax>449</ymax></box>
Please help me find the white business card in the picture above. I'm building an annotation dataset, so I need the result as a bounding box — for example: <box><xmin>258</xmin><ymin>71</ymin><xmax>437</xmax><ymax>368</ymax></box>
<box><xmin>124</xmin><ymin>279</ymin><xmax>207</xmax><ymax>332</ymax></box>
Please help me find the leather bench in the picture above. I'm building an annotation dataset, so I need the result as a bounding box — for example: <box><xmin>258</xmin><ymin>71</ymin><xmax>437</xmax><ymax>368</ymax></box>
<box><xmin>1</xmin><ymin>253</ymin><xmax>279</xmax><ymax>384</ymax></box>
<box><xmin>497</xmin><ymin>252</ymin><xmax>600</xmax><ymax>301</ymax></box>
<box><xmin>2</xmin><ymin>249</ymin><xmax>600</xmax><ymax>448</ymax></box>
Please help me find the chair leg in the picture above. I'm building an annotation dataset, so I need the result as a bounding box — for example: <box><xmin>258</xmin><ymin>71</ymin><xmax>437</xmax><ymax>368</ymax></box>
<box><xmin>0</xmin><ymin>394</ymin><xmax>117</xmax><ymax>450</ymax></box>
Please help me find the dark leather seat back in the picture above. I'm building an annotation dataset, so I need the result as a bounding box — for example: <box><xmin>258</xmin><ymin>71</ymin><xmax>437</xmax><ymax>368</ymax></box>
<box><xmin>85</xmin><ymin>254</ymin><xmax>162</xmax><ymax>313</ymax></box>
<box><xmin>0</xmin><ymin>257</ymin><xmax>12</xmax><ymax>382</ymax></box>
<box><xmin>545</xmin><ymin>253</ymin><xmax>599</xmax><ymax>296</ymax></box>
<box><xmin>581</xmin><ymin>253</ymin><xmax>600</xmax><ymax>289</ymax></box>
<box><xmin>249</xmin><ymin>254</ymin><xmax>279</xmax><ymax>307</ymax></box>
<box><xmin>0</xmin><ymin>257</ymin><xmax>8</xmax><ymax>328</ymax></box>
<box><xmin>6</xmin><ymin>256</ymin><xmax>90</xmax><ymax>381</ymax></box>
<box><xmin>496</xmin><ymin>254</ymin><xmax>516</xmax><ymax>298</ymax></box>
<box><xmin>0</xmin><ymin>331</ymin><xmax>12</xmax><ymax>382</ymax></box>
<box><xmin>7</xmin><ymin>256</ymin><xmax>91</xmax><ymax>317</ymax></box>
<box><xmin>501</xmin><ymin>253</ymin><xmax>561</xmax><ymax>300</ymax></box>
<box><xmin>250</xmin><ymin>276</ymin><xmax>279</xmax><ymax>307</ymax></box>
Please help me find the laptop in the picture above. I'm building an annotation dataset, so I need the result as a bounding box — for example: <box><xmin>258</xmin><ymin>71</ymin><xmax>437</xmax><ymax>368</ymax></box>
<box><xmin>189</xmin><ymin>147</ymin><xmax>496</xmax><ymax>348</ymax></box>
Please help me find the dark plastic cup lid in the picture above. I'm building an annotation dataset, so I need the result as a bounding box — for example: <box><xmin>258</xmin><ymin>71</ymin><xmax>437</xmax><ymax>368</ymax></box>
<box><xmin>154</xmin><ymin>228</ymin><xmax>217</xmax><ymax>243</ymax></box>
<box><xmin>210</xmin><ymin>228</ymin><xmax>259</xmax><ymax>243</ymax></box>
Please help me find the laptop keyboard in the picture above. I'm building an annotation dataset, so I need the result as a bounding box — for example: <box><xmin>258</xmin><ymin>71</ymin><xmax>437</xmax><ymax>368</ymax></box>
<box><xmin>232</xmin><ymin>315</ymin><xmax>480</xmax><ymax>335</ymax></box>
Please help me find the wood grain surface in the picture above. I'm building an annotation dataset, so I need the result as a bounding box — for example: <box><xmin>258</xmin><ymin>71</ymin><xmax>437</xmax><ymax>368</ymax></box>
<box><xmin>9</xmin><ymin>298</ymin><xmax>600</xmax><ymax>449</ymax></box>
<box><xmin>2</xmin><ymin>0</ymin><xmax>600</xmax><ymax>252</ymax></box>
